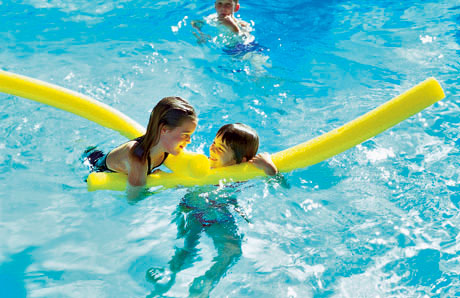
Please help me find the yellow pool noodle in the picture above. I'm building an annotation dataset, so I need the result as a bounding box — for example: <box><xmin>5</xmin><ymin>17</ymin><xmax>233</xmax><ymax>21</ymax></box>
<box><xmin>271</xmin><ymin>77</ymin><xmax>446</xmax><ymax>172</ymax></box>
<box><xmin>87</xmin><ymin>77</ymin><xmax>445</xmax><ymax>191</ymax></box>
<box><xmin>0</xmin><ymin>69</ymin><xmax>445</xmax><ymax>191</ymax></box>
<box><xmin>0</xmin><ymin>69</ymin><xmax>209</xmax><ymax>179</ymax></box>
<box><xmin>0</xmin><ymin>69</ymin><xmax>145</xmax><ymax>139</ymax></box>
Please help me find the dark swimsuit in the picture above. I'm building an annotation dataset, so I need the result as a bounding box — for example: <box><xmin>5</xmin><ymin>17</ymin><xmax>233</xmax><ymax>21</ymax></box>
<box><xmin>222</xmin><ymin>41</ymin><xmax>266</xmax><ymax>57</ymax></box>
<box><xmin>84</xmin><ymin>140</ymin><xmax>169</xmax><ymax>175</ymax></box>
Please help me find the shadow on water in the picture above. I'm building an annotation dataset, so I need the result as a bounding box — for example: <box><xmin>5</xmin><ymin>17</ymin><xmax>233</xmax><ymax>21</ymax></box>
<box><xmin>0</xmin><ymin>247</ymin><xmax>66</xmax><ymax>298</ymax></box>
<box><xmin>381</xmin><ymin>249</ymin><xmax>460</xmax><ymax>296</ymax></box>
<box><xmin>144</xmin><ymin>185</ymin><xmax>246</xmax><ymax>298</ymax></box>
<box><xmin>452</xmin><ymin>5</ymin><xmax>460</xmax><ymax>51</ymax></box>
<box><xmin>293</xmin><ymin>162</ymin><xmax>344</xmax><ymax>191</ymax></box>
<box><xmin>0</xmin><ymin>247</ymin><xmax>35</xmax><ymax>298</ymax></box>
<box><xmin>383</xmin><ymin>249</ymin><xmax>442</xmax><ymax>287</ymax></box>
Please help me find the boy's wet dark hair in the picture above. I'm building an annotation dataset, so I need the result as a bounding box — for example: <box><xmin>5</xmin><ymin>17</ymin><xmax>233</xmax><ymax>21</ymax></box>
<box><xmin>216</xmin><ymin>123</ymin><xmax>259</xmax><ymax>164</ymax></box>
<box><xmin>217</xmin><ymin>0</ymin><xmax>239</xmax><ymax>6</ymax></box>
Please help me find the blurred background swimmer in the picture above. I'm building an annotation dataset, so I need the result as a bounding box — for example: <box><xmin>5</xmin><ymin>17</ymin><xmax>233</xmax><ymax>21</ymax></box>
<box><xmin>191</xmin><ymin>0</ymin><xmax>271</xmax><ymax>72</ymax></box>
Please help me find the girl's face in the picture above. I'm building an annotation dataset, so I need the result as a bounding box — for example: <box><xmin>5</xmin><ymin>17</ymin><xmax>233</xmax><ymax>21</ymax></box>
<box><xmin>209</xmin><ymin>135</ymin><xmax>236</xmax><ymax>168</ymax></box>
<box><xmin>160</xmin><ymin>119</ymin><xmax>197</xmax><ymax>155</ymax></box>
<box><xmin>215</xmin><ymin>0</ymin><xmax>239</xmax><ymax>17</ymax></box>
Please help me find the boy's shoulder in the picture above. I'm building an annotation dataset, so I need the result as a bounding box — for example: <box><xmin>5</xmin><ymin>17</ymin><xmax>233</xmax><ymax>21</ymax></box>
<box><xmin>204</xmin><ymin>13</ymin><xmax>252</xmax><ymax>31</ymax></box>
<box><xmin>204</xmin><ymin>13</ymin><xmax>219</xmax><ymax>26</ymax></box>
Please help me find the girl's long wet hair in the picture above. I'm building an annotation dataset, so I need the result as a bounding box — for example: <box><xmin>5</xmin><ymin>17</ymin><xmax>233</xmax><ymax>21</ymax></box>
<box><xmin>132</xmin><ymin>96</ymin><xmax>196</xmax><ymax>162</ymax></box>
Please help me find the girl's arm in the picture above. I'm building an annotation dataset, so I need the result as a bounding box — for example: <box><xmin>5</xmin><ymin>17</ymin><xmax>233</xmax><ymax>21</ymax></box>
<box><xmin>126</xmin><ymin>156</ymin><xmax>148</xmax><ymax>199</ymax></box>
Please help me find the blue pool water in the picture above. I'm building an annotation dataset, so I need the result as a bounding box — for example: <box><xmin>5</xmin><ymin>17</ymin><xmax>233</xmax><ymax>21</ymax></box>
<box><xmin>1</xmin><ymin>0</ymin><xmax>460</xmax><ymax>297</ymax></box>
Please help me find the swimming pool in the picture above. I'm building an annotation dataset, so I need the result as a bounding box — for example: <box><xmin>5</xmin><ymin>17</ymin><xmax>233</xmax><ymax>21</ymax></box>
<box><xmin>1</xmin><ymin>0</ymin><xmax>459</xmax><ymax>297</ymax></box>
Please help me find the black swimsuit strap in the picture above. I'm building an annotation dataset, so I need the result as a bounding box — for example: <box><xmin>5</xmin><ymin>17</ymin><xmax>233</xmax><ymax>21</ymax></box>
<box><xmin>147</xmin><ymin>155</ymin><xmax>152</xmax><ymax>175</ymax></box>
<box><xmin>131</xmin><ymin>136</ymin><xmax>169</xmax><ymax>175</ymax></box>
<box><xmin>147</xmin><ymin>152</ymin><xmax>169</xmax><ymax>175</ymax></box>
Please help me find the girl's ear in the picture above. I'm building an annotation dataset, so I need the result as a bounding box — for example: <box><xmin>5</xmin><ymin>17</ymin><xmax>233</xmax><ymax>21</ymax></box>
<box><xmin>160</xmin><ymin>124</ymin><xmax>168</xmax><ymax>135</ymax></box>
<box><xmin>234</xmin><ymin>3</ymin><xmax>240</xmax><ymax>13</ymax></box>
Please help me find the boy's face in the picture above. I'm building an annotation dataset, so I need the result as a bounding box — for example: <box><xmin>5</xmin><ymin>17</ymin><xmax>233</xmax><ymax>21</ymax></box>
<box><xmin>209</xmin><ymin>135</ymin><xmax>236</xmax><ymax>168</ymax></box>
<box><xmin>215</xmin><ymin>0</ymin><xmax>239</xmax><ymax>17</ymax></box>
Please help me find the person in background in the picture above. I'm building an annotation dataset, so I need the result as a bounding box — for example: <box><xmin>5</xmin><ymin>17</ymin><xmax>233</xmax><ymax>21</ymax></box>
<box><xmin>213</xmin><ymin>0</ymin><xmax>249</xmax><ymax>34</ymax></box>
<box><xmin>192</xmin><ymin>0</ymin><xmax>252</xmax><ymax>45</ymax></box>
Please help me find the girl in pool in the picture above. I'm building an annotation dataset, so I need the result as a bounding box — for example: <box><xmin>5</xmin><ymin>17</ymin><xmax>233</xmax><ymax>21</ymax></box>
<box><xmin>85</xmin><ymin>96</ymin><xmax>197</xmax><ymax>198</ymax></box>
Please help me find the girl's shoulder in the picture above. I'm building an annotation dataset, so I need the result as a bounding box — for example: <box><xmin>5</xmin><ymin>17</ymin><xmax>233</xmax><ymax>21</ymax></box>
<box><xmin>111</xmin><ymin>140</ymin><xmax>137</xmax><ymax>155</ymax></box>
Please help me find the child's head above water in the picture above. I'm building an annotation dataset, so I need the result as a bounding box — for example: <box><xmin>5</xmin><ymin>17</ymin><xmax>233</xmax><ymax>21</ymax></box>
<box><xmin>209</xmin><ymin>123</ymin><xmax>259</xmax><ymax>168</ymax></box>
<box><xmin>215</xmin><ymin>0</ymin><xmax>240</xmax><ymax>18</ymax></box>
<box><xmin>134</xmin><ymin>96</ymin><xmax>197</xmax><ymax>161</ymax></box>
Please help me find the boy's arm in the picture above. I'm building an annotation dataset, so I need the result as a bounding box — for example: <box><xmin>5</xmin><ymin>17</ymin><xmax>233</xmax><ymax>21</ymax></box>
<box><xmin>249</xmin><ymin>153</ymin><xmax>278</xmax><ymax>176</ymax></box>
<box><xmin>191</xmin><ymin>20</ymin><xmax>211</xmax><ymax>44</ymax></box>
<box><xmin>218</xmin><ymin>15</ymin><xmax>241</xmax><ymax>33</ymax></box>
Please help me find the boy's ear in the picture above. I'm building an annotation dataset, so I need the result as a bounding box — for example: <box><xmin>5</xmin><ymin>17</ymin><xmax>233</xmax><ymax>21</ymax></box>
<box><xmin>234</xmin><ymin>3</ymin><xmax>240</xmax><ymax>13</ymax></box>
<box><xmin>241</xmin><ymin>156</ymin><xmax>247</xmax><ymax>162</ymax></box>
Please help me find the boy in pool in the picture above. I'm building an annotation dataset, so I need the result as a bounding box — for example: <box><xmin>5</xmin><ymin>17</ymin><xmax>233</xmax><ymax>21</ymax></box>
<box><xmin>146</xmin><ymin>123</ymin><xmax>277</xmax><ymax>297</ymax></box>
<box><xmin>192</xmin><ymin>0</ymin><xmax>271</xmax><ymax>72</ymax></box>
<box><xmin>213</xmin><ymin>0</ymin><xmax>249</xmax><ymax>34</ymax></box>
<box><xmin>192</xmin><ymin>0</ymin><xmax>252</xmax><ymax>44</ymax></box>
<box><xmin>209</xmin><ymin>123</ymin><xmax>277</xmax><ymax>175</ymax></box>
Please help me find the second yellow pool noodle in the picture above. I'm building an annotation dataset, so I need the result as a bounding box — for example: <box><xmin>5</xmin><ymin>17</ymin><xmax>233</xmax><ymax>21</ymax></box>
<box><xmin>87</xmin><ymin>77</ymin><xmax>445</xmax><ymax>191</ymax></box>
